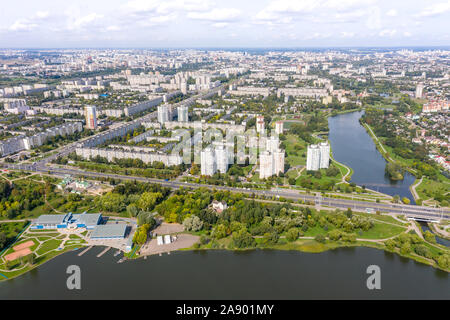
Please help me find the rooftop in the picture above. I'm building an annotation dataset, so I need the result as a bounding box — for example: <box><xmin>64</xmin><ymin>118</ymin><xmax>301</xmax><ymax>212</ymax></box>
<box><xmin>90</xmin><ymin>224</ymin><xmax>127</xmax><ymax>239</ymax></box>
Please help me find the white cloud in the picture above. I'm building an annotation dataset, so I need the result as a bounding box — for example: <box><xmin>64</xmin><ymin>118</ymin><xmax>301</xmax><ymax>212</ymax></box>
<box><xmin>340</xmin><ymin>31</ymin><xmax>356</xmax><ymax>38</ymax></box>
<box><xmin>9</xmin><ymin>20</ymin><xmax>38</xmax><ymax>31</ymax></box>
<box><xmin>386</xmin><ymin>9</ymin><xmax>398</xmax><ymax>17</ymax></box>
<box><xmin>212</xmin><ymin>22</ymin><xmax>229</xmax><ymax>28</ymax></box>
<box><xmin>366</xmin><ymin>6</ymin><xmax>381</xmax><ymax>29</ymax></box>
<box><xmin>415</xmin><ymin>1</ymin><xmax>450</xmax><ymax>17</ymax></box>
<box><xmin>187</xmin><ymin>8</ymin><xmax>241</xmax><ymax>21</ymax></box>
<box><xmin>254</xmin><ymin>0</ymin><xmax>380</xmax><ymax>26</ymax></box>
<box><xmin>66</xmin><ymin>13</ymin><xmax>104</xmax><ymax>31</ymax></box>
<box><xmin>379</xmin><ymin>29</ymin><xmax>397</xmax><ymax>37</ymax></box>
<box><xmin>8</xmin><ymin>11</ymin><xmax>52</xmax><ymax>32</ymax></box>
<box><xmin>403</xmin><ymin>31</ymin><xmax>412</xmax><ymax>37</ymax></box>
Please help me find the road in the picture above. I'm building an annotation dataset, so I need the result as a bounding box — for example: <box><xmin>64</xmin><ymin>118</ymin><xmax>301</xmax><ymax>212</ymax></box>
<box><xmin>5</xmin><ymin>162</ymin><xmax>449</xmax><ymax>221</ymax></box>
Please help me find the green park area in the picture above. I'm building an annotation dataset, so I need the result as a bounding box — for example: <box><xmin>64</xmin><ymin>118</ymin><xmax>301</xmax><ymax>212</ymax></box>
<box><xmin>0</xmin><ymin>225</ymin><xmax>87</xmax><ymax>280</ymax></box>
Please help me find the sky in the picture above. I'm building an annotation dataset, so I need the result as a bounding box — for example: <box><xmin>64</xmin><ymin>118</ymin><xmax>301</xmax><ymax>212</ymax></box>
<box><xmin>0</xmin><ymin>0</ymin><xmax>449</xmax><ymax>48</ymax></box>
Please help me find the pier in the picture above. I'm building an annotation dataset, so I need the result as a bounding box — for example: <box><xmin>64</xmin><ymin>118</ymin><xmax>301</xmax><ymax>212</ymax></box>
<box><xmin>78</xmin><ymin>246</ymin><xmax>93</xmax><ymax>257</ymax></box>
<box><xmin>97</xmin><ymin>247</ymin><xmax>111</xmax><ymax>258</ymax></box>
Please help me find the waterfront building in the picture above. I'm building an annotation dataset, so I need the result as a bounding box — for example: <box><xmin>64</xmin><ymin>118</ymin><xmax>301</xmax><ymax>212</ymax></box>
<box><xmin>31</xmin><ymin>212</ymin><xmax>102</xmax><ymax>230</ymax></box>
<box><xmin>319</xmin><ymin>142</ymin><xmax>330</xmax><ymax>169</ymax></box>
<box><xmin>307</xmin><ymin>142</ymin><xmax>330</xmax><ymax>171</ymax></box>
<box><xmin>90</xmin><ymin>224</ymin><xmax>127</xmax><ymax>240</ymax></box>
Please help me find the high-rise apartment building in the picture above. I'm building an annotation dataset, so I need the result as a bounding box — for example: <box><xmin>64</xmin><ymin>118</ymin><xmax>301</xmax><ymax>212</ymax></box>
<box><xmin>306</xmin><ymin>144</ymin><xmax>321</xmax><ymax>171</ymax></box>
<box><xmin>415</xmin><ymin>83</ymin><xmax>424</xmax><ymax>99</ymax></box>
<box><xmin>256</xmin><ymin>115</ymin><xmax>265</xmax><ymax>133</ymax></box>
<box><xmin>200</xmin><ymin>144</ymin><xmax>229</xmax><ymax>176</ymax></box>
<box><xmin>319</xmin><ymin>142</ymin><xmax>330</xmax><ymax>169</ymax></box>
<box><xmin>201</xmin><ymin>147</ymin><xmax>216</xmax><ymax>176</ymax></box>
<box><xmin>259</xmin><ymin>149</ymin><xmax>285</xmax><ymax>179</ymax></box>
<box><xmin>275</xmin><ymin>121</ymin><xmax>283</xmax><ymax>135</ymax></box>
<box><xmin>85</xmin><ymin>105</ymin><xmax>97</xmax><ymax>130</ymax></box>
<box><xmin>178</xmin><ymin>105</ymin><xmax>189</xmax><ymax>122</ymax></box>
<box><xmin>157</xmin><ymin>104</ymin><xmax>170</xmax><ymax>124</ymax></box>
<box><xmin>306</xmin><ymin>142</ymin><xmax>330</xmax><ymax>171</ymax></box>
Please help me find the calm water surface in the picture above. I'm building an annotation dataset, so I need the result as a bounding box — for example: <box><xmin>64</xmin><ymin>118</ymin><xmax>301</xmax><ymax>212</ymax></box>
<box><xmin>1</xmin><ymin>111</ymin><xmax>448</xmax><ymax>299</ymax></box>
<box><xmin>0</xmin><ymin>248</ymin><xmax>448</xmax><ymax>300</ymax></box>
<box><xmin>328</xmin><ymin>111</ymin><xmax>416</xmax><ymax>203</ymax></box>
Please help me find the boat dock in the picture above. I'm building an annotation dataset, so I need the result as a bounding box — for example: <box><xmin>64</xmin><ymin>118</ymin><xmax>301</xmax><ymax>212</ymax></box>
<box><xmin>97</xmin><ymin>247</ymin><xmax>111</xmax><ymax>258</ymax></box>
<box><xmin>78</xmin><ymin>246</ymin><xmax>93</xmax><ymax>257</ymax></box>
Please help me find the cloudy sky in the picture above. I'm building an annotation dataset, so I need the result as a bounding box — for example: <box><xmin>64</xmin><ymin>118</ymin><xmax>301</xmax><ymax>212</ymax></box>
<box><xmin>0</xmin><ymin>0</ymin><xmax>449</xmax><ymax>48</ymax></box>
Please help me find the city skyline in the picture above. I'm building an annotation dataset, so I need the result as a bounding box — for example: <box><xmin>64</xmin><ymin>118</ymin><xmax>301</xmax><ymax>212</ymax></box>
<box><xmin>0</xmin><ymin>0</ymin><xmax>449</xmax><ymax>48</ymax></box>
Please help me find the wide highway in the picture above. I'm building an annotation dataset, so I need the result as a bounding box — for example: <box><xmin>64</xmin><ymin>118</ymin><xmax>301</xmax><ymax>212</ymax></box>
<box><xmin>5</xmin><ymin>162</ymin><xmax>448</xmax><ymax>221</ymax></box>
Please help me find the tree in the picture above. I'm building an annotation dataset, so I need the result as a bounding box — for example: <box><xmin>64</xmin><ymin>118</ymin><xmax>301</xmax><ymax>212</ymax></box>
<box><xmin>190</xmin><ymin>164</ymin><xmax>200</xmax><ymax>175</ymax></box>
<box><xmin>286</xmin><ymin>228</ymin><xmax>299</xmax><ymax>242</ymax></box>
<box><xmin>262</xmin><ymin>231</ymin><xmax>279</xmax><ymax>246</ymax></box>
<box><xmin>423</xmin><ymin>231</ymin><xmax>436</xmax><ymax>244</ymax></box>
<box><xmin>437</xmin><ymin>254</ymin><xmax>449</xmax><ymax>269</ymax></box>
<box><xmin>183</xmin><ymin>215</ymin><xmax>204</xmax><ymax>232</ymax></box>
<box><xmin>232</xmin><ymin>228</ymin><xmax>255</xmax><ymax>248</ymax></box>
<box><xmin>137</xmin><ymin>192</ymin><xmax>163</xmax><ymax>212</ymax></box>
<box><xmin>212</xmin><ymin>224</ymin><xmax>227</xmax><ymax>239</ymax></box>
<box><xmin>400</xmin><ymin>243</ymin><xmax>411</xmax><ymax>255</ymax></box>
<box><xmin>126</xmin><ymin>204</ymin><xmax>139</xmax><ymax>217</ymax></box>
<box><xmin>315</xmin><ymin>234</ymin><xmax>326</xmax><ymax>243</ymax></box>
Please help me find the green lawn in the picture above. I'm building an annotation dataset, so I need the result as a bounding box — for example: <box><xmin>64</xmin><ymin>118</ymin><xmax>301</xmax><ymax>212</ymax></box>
<box><xmin>36</xmin><ymin>239</ymin><xmax>62</xmax><ymax>256</ymax></box>
<box><xmin>357</xmin><ymin>223</ymin><xmax>406</xmax><ymax>240</ymax></box>
<box><xmin>284</xmin><ymin>134</ymin><xmax>307</xmax><ymax>166</ymax></box>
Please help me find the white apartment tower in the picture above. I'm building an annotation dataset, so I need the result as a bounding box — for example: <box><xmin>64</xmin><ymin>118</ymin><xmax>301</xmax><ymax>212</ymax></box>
<box><xmin>259</xmin><ymin>151</ymin><xmax>274</xmax><ymax>179</ymax></box>
<box><xmin>178</xmin><ymin>105</ymin><xmax>189</xmax><ymax>122</ymax></box>
<box><xmin>273</xmin><ymin>149</ymin><xmax>285</xmax><ymax>176</ymax></box>
<box><xmin>266</xmin><ymin>136</ymin><xmax>279</xmax><ymax>153</ymax></box>
<box><xmin>157</xmin><ymin>104</ymin><xmax>170</xmax><ymax>124</ymax></box>
<box><xmin>256</xmin><ymin>116</ymin><xmax>265</xmax><ymax>133</ymax></box>
<box><xmin>201</xmin><ymin>147</ymin><xmax>216</xmax><ymax>176</ymax></box>
<box><xmin>259</xmin><ymin>149</ymin><xmax>285</xmax><ymax>179</ymax></box>
<box><xmin>415</xmin><ymin>83</ymin><xmax>424</xmax><ymax>99</ymax></box>
<box><xmin>215</xmin><ymin>144</ymin><xmax>228</xmax><ymax>174</ymax></box>
<box><xmin>85</xmin><ymin>105</ymin><xmax>97</xmax><ymax>130</ymax></box>
<box><xmin>275</xmin><ymin>121</ymin><xmax>284</xmax><ymax>135</ymax></box>
<box><xmin>306</xmin><ymin>142</ymin><xmax>330</xmax><ymax>171</ymax></box>
<box><xmin>306</xmin><ymin>144</ymin><xmax>321</xmax><ymax>171</ymax></box>
<box><xmin>319</xmin><ymin>142</ymin><xmax>330</xmax><ymax>169</ymax></box>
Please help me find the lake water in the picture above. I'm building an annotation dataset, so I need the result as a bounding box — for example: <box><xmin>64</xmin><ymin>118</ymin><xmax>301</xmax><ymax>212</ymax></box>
<box><xmin>0</xmin><ymin>248</ymin><xmax>448</xmax><ymax>300</ymax></box>
<box><xmin>1</xmin><ymin>110</ymin><xmax>448</xmax><ymax>299</ymax></box>
<box><xmin>328</xmin><ymin>111</ymin><xmax>416</xmax><ymax>203</ymax></box>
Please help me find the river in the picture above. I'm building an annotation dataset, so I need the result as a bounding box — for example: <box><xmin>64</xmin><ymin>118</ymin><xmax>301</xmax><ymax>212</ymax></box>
<box><xmin>328</xmin><ymin>111</ymin><xmax>416</xmax><ymax>203</ymax></box>
<box><xmin>0</xmin><ymin>248</ymin><xmax>448</xmax><ymax>300</ymax></box>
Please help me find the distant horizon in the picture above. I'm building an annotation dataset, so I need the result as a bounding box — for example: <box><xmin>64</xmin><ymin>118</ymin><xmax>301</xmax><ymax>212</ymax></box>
<box><xmin>1</xmin><ymin>46</ymin><xmax>450</xmax><ymax>51</ymax></box>
<box><xmin>1</xmin><ymin>0</ymin><xmax>449</xmax><ymax>48</ymax></box>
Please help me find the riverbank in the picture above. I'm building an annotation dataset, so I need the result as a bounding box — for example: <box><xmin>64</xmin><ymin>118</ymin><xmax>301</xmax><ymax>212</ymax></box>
<box><xmin>362</xmin><ymin>122</ymin><xmax>417</xmax><ymax>177</ymax></box>
<box><xmin>182</xmin><ymin>237</ymin><xmax>449</xmax><ymax>273</ymax></box>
